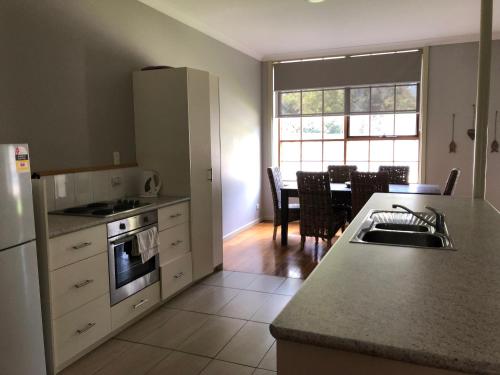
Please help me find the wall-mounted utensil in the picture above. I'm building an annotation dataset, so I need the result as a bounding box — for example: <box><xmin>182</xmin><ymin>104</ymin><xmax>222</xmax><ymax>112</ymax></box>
<box><xmin>467</xmin><ymin>104</ymin><xmax>476</xmax><ymax>140</ymax></box>
<box><xmin>449</xmin><ymin>113</ymin><xmax>457</xmax><ymax>153</ymax></box>
<box><xmin>492</xmin><ymin>110</ymin><xmax>499</xmax><ymax>153</ymax></box>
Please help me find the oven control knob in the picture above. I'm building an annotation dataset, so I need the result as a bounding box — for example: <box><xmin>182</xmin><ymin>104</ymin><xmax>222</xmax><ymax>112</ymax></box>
<box><xmin>119</xmin><ymin>223</ymin><xmax>126</xmax><ymax>230</ymax></box>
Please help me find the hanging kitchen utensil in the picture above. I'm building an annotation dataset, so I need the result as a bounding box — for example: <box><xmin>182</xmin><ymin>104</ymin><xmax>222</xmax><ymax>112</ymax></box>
<box><xmin>449</xmin><ymin>113</ymin><xmax>457</xmax><ymax>153</ymax></box>
<box><xmin>467</xmin><ymin>104</ymin><xmax>476</xmax><ymax>140</ymax></box>
<box><xmin>492</xmin><ymin>110</ymin><xmax>499</xmax><ymax>153</ymax></box>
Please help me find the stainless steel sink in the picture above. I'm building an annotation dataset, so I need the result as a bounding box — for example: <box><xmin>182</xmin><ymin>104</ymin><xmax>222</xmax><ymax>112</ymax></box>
<box><xmin>350</xmin><ymin>210</ymin><xmax>456</xmax><ymax>250</ymax></box>
<box><xmin>373</xmin><ymin>223</ymin><xmax>429</xmax><ymax>232</ymax></box>
<box><xmin>361</xmin><ymin>231</ymin><xmax>445</xmax><ymax>247</ymax></box>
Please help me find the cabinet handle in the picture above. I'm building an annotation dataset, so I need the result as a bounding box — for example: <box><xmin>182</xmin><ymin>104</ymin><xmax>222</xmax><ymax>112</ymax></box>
<box><xmin>76</xmin><ymin>322</ymin><xmax>96</xmax><ymax>335</ymax></box>
<box><xmin>132</xmin><ymin>299</ymin><xmax>149</xmax><ymax>310</ymax></box>
<box><xmin>72</xmin><ymin>242</ymin><xmax>92</xmax><ymax>250</ymax></box>
<box><xmin>169</xmin><ymin>213</ymin><xmax>182</xmax><ymax>218</ymax></box>
<box><xmin>174</xmin><ymin>272</ymin><xmax>184</xmax><ymax>279</ymax></box>
<box><xmin>170</xmin><ymin>240</ymin><xmax>183</xmax><ymax>247</ymax></box>
<box><xmin>74</xmin><ymin>279</ymin><xmax>94</xmax><ymax>289</ymax></box>
<box><xmin>207</xmin><ymin>168</ymin><xmax>213</xmax><ymax>181</ymax></box>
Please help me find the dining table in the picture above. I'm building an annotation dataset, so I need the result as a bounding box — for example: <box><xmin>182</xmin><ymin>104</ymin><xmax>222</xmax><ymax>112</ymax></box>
<box><xmin>280</xmin><ymin>182</ymin><xmax>442</xmax><ymax>245</ymax></box>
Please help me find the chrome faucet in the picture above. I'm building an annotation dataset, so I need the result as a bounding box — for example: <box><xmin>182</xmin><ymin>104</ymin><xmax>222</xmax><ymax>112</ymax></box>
<box><xmin>392</xmin><ymin>204</ymin><xmax>446</xmax><ymax>234</ymax></box>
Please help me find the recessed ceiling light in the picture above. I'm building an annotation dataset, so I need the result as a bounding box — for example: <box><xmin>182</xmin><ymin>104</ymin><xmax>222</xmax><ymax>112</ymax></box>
<box><xmin>307</xmin><ymin>0</ymin><xmax>325</xmax><ymax>3</ymax></box>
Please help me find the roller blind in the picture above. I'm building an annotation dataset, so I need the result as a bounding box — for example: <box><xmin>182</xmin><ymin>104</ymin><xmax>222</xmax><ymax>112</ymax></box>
<box><xmin>274</xmin><ymin>51</ymin><xmax>422</xmax><ymax>91</ymax></box>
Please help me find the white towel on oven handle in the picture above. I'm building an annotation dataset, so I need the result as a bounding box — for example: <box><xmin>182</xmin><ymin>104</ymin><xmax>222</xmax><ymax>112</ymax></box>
<box><xmin>135</xmin><ymin>226</ymin><xmax>160</xmax><ymax>263</ymax></box>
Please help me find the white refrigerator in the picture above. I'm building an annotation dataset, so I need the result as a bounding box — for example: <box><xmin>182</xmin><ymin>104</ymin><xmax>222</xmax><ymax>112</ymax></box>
<box><xmin>0</xmin><ymin>144</ymin><xmax>46</xmax><ymax>374</ymax></box>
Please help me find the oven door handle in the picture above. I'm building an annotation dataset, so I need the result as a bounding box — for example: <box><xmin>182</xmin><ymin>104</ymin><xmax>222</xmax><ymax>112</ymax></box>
<box><xmin>109</xmin><ymin>224</ymin><xmax>158</xmax><ymax>245</ymax></box>
<box><xmin>110</xmin><ymin>235</ymin><xmax>137</xmax><ymax>246</ymax></box>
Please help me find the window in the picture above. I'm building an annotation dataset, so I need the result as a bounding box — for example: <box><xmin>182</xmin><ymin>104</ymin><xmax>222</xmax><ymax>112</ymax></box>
<box><xmin>276</xmin><ymin>84</ymin><xmax>419</xmax><ymax>182</ymax></box>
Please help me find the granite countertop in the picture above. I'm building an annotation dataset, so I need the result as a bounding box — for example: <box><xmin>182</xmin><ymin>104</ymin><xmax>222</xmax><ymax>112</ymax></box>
<box><xmin>48</xmin><ymin>196</ymin><xmax>190</xmax><ymax>238</ymax></box>
<box><xmin>270</xmin><ymin>193</ymin><xmax>500</xmax><ymax>374</ymax></box>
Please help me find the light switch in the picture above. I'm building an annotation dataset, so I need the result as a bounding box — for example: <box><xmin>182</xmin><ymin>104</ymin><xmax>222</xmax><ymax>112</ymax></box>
<box><xmin>113</xmin><ymin>151</ymin><xmax>120</xmax><ymax>165</ymax></box>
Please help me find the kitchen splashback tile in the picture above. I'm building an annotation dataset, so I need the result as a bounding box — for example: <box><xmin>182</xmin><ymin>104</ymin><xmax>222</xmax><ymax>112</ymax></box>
<box><xmin>91</xmin><ymin>170</ymin><xmax>111</xmax><ymax>202</ymax></box>
<box><xmin>54</xmin><ymin>174</ymin><xmax>76</xmax><ymax>210</ymax></box>
<box><xmin>123</xmin><ymin>167</ymin><xmax>141</xmax><ymax>196</ymax></box>
<box><xmin>42</xmin><ymin>176</ymin><xmax>55</xmax><ymax>212</ymax></box>
<box><xmin>74</xmin><ymin>172</ymin><xmax>93</xmax><ymax>205</ymax></box>
<box><xmin>109</xmin><ymin>169</ymin><xmax>126</xmax><ymax>200</ymax></box>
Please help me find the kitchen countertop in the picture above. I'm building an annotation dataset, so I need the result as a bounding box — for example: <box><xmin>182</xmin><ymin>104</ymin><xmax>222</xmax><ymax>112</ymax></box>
<box><xmin>270</xmin><ymin>193</ymin><xmax>500</xmax><ymax>374</ymax></box>
<box><xmin>47</xmin><ymin>196</ymin><xmax>190</xmax><ymax>238</ymax></box>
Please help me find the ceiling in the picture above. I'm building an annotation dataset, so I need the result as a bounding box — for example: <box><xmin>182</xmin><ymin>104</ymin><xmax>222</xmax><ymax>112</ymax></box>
<box><xmin>138</xmin><ymin>0</ymin><xmax>500</xmax><ymax>61</ymax></box>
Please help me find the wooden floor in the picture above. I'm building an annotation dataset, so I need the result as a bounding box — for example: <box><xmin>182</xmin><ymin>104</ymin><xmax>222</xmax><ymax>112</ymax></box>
<box><xmin>223</xmin><ymin>222</ymin><xmax>341</xmax><ymax>279</ymax></box>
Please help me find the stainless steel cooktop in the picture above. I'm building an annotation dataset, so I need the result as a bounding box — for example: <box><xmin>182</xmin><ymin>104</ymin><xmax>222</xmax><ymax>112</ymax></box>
<box><xmin>49</xmin><ymin>199</ymin><xmax>153</xmax><ymax>218</ymax></box>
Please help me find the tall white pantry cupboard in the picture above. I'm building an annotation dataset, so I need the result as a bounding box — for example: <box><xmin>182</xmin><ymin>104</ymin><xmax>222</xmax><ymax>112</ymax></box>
<box><xmin>133</xmin><ymin>67</ymin><xmax>223</xmax><ymax>283</ymax></box>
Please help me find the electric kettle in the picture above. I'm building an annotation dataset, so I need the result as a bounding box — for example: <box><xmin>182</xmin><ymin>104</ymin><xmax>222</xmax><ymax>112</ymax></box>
<box><xmin>140</xmin><ymin>170</ymin><xmax>162</xmax><ymax>197</ymax></box>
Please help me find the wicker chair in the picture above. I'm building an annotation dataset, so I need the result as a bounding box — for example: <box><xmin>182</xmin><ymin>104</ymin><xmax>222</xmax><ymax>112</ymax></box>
<box><xmin>351</xmin><ymin>172</ymin><xmax>389</xmax><ymax>218</ymax></box>
<box><xmin>267</xmin><ymin>167</ymin><xmax>300</xmax><ymax>240</ymax></box>
<box><xmin>327</xmin><ymin>165</ymin><xmax>358</xmax><ymax>183</ymax></box>
<box><xmin>378</xmin><ymin>166</ymin><xmax>409</xmax><ymax>184</ymax></box>
<box><xmin>296</xmin><ymin>172</ymin><xmax>347</xmax><ymax>249</ymax></box>
<box><xmin>443</xmin><ymin>168</ymin><xmax>461</xmax><ymax>196</ymax></box>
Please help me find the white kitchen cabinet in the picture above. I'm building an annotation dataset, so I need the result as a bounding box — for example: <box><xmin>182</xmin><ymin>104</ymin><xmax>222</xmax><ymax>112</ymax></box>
<box><xmin>158</xmin><ymin>201</ymin><xmax>189</xmax><ymax>231</ymax></box>
<box><xmin>52</xmin><ymin>294</ymin><xmax>111</xmax><ymax>368</ymax></box>
<box><xmin>159</xmin><ymin>223</ymin><xmax>190</xmax><ymax>266</ymax></box>
<box><xmin>160</xmin><ymin>252</ymin><xmax>193</xmax><ymax>300</ymax></box>
<box><xmin>50</xmin><ymin>252</ymin><xmax>109</xmax><ymax>319</ymax></box>
<box><xmin>133</xmin><ymin>68</ymin><xmax>223</xmax><ymax>281</ymax></box>
<box><xmin>48</xmin><ymin>225</ymin><xmax>107</xmax><ymax>271</ymax></box>
<box><xmin>110</xmin><ymin>282</ymin><xmax>160</xmax><ymax>331</ymax></box>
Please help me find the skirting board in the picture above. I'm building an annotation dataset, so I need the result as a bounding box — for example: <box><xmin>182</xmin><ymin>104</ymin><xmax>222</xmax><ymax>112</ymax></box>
<box><xmin>223</xmin><ymin>218</ymin><xmax>261</xmax><ymax>240</ymax></box>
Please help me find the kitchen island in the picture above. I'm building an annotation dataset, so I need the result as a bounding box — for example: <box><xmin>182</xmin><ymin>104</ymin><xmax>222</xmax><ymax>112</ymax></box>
<box><xmin>270</xmin><ymin>193</ymin><xmax>500</xmax><ymax>374</ymax></box>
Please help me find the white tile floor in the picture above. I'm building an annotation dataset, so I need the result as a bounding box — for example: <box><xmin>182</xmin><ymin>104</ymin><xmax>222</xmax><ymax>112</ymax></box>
<box><xmin>61</xmin><ymin>271</ymin><xmax>304</xmax><ymax>375</ymax></box>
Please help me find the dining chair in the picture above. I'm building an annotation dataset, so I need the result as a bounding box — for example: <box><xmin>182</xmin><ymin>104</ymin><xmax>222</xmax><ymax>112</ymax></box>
<box><xmin>327</xmin><ymin>165</ymin><xmax>357</xmax><ymax>222</ymax></box>
<box><xmin>443</xmin><ymin>168</ymin><xmax>461</xmax><ymax>196</ymax></box>
<box><xmin>327</xmin><ymin>165</ymin><xmax>358</xmax><ymax>183</ymax></box>
<box><xmin>267</xmin><ymin>167</ymin><xmax>300</xmax><ymax>240</ymax></box>
<box><xmin>351</xmin><ymin>171</ymin><xmax>389</xmax><ymax>218</ymax></box>
<box><xmin>296</xmin><ymin>171</ymin><xmax>347</xmax><ymax>249</ymax></box>
<box><xmin>378</xmin><ymin>166</ymin><xmax>409</xmax><ymax>184</ymax></box>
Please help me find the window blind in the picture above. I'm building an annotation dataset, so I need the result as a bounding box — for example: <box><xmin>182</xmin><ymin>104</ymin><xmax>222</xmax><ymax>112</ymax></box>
<box><xmin>274</xmin><ymin>51</ymin><xmax>422</xmax><ymax>91</ymax></box>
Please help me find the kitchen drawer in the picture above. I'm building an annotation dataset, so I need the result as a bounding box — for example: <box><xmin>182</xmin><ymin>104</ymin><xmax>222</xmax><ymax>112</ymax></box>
<box><xmin>53</xmin><ymin>294</ymin><xmax>111</xmax><ymax>367</ymax></box>
<box><xmin>159</xmin><ymin>223</ymin><xmax>190</xmax><ymax>266</ymax></box>
<box><xmin>111</xmin><ymin>282</ymin><xmax>160</xmax><ymax>331</ymax></box>
<box><xmin>161</xmin><ymin>252</ymin><xmax>193</xmax><ymax>300</ymax></box>
<box><xmin>49</xmin><ymin>225</ymin><xmax>107</xmax><ymax>271</ymax></box>
<box><xmin>50</xmin><ymin>252</ymin><xmax>109</xmax><ymax>319</ymax></box>
<box><xmin>158</xmin><ymin>202</ymin><xmax>189</xmax><ymax>231</ymax></box>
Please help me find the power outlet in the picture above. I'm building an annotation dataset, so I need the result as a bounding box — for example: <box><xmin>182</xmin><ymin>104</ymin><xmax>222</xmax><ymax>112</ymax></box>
<box><xmin>111</xmin><ymin>176</ymin><xmax>122</xmax><ymax>187</ymax></box>
<box><xmin>256</xmin><ymin>203</ymin><xmax>260</xmax><ymax>211</ymax></box>
<box><xmin>113</xmin><ymin>151</ymin><xmax>120</xmax><ymax>165</ymax></box>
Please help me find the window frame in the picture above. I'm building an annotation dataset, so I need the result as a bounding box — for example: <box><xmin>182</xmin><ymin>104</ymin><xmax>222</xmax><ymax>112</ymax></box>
<box><xmin>276</xmin><ymin>84</ymin><xmax>420</xmax><ymax>181</ymax></box>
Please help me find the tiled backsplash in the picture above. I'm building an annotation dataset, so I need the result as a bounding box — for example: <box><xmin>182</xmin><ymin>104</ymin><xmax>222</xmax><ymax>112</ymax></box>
<box><xmin>42</xmin><ymin>167</ymin><xmax>141</xmax><ymax>212</ymax></box>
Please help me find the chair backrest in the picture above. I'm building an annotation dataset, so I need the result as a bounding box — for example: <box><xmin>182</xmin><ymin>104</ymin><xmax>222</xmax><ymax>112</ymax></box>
<box><xmin>351</xmin><ymin>171</ymin><xmax>389</xmax><ymax>218</ymax></box>
<box><xmin>296</xmin><ymin>171</ymin><xmax>333</xmax><ymax>238</ymax></box>
<box><xmin>378</xmin><ymin>166</ymin><xmax>409</xmax><ymax>184</ymax></box>
<box><xmin>327</xmin><ymin>165</ymin><xmax>358</xmax><ymax>183</ymax></box>
<box><xmin>267</xmin><ymin>167</ymin><xmax>283</xmax><ymax>211</ymax></box>
<box><xmin>443</xmin><ymin>168</ymin><xmax>461</xmax><ymax>196</ymax></box>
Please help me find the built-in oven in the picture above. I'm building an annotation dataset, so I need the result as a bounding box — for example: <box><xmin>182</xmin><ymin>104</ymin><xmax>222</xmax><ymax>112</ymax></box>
<box><xmin>107</xmin><ymin>210</ymin><xmax>159</xmax><ymax>305</ymax></box>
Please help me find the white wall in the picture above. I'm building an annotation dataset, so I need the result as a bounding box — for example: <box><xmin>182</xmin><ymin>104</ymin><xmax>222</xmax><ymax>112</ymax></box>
<box><xmin>0</xmin><ymin>0</ymin><xmax>262</xmax><ymax>236</ymax></box>
<box><xmin>426</xmin><ymin>41</ymin><xmax>500</xmax><ymax>209</ymax></box>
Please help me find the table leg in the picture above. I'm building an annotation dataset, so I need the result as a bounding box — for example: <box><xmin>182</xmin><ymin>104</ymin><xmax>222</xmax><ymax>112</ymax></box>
<box><xmin>281</xmin><ymin>189</ymin><xmax>289</xmax><ymax>246</ymax></box>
